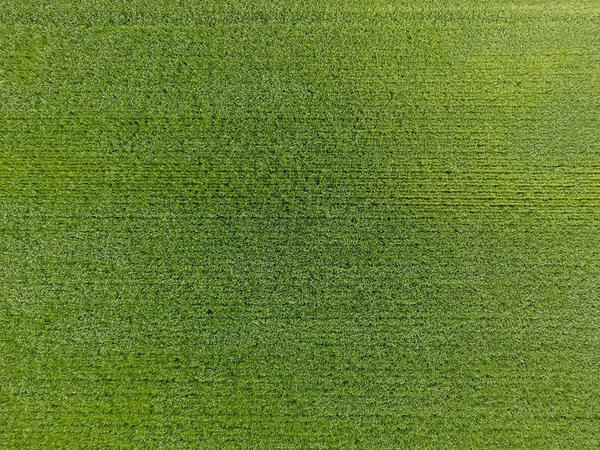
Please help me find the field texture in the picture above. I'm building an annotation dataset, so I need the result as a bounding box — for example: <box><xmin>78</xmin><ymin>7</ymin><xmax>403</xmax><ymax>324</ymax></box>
<box><xmin>2</xmin><ymin>0</ymin><xmax>600</xmax><ymax>448</ymax></box>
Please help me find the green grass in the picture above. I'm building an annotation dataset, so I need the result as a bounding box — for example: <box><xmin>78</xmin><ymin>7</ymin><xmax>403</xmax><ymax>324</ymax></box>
<box><xmin>2</xmin><ymin>0</ymin><xmax>600</xmax><ymax>448</ymax></box>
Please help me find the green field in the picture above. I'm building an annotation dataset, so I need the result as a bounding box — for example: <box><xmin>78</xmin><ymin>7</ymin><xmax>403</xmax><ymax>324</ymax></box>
<box><xmin>2</xmin><ymin>1</ymin><xmax>600</xmax><ymax>448</ymax></box>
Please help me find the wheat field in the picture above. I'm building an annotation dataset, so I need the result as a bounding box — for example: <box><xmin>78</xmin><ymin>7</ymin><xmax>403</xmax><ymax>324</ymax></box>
<box><xmin>1</xmin><ymin>1</ymin><xmax>600</xmax><ymax>448</ymax></box>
